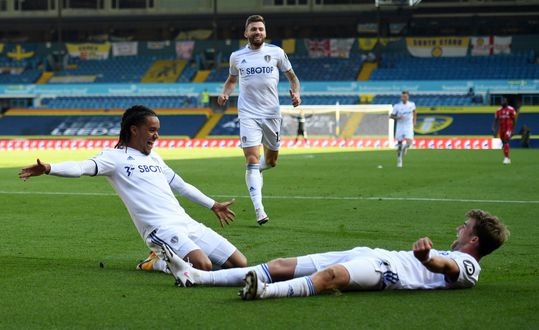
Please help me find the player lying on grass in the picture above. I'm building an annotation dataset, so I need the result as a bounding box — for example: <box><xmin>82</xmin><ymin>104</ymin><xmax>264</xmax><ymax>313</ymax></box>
<box><xmin>160</xmin><ymin>209</ymin><xmax>508</xmax><ymax>300</ymax></box>
<box><xmin>19</xmin><ymin>105</ymin><xmax>247</xmax><ymax>273</ymax></box>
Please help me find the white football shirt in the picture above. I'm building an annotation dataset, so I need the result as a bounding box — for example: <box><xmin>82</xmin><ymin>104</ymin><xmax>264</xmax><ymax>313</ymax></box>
<box><xmin>391</xmin><ymin>101</ymin><xmax>416</xmax><ymax>131</ymax></box>
<box><xmin>229</xmin><ymin>43</ymin><xmax>292</xmax><ymax>119</ymax></box>
<box><xmin>372</xmin><ymin>248</ymin><xmax>481</xmax><ymax>289</ymax></box>
<box><xmin>90</xmin><ymin>147</ymin><xmax>203</xmax><ymax>239</ymax></box>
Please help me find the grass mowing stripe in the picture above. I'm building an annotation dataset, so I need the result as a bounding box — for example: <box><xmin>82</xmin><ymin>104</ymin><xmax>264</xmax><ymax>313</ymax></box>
<box><xmin>2</xmin><ymin>190</ymin><xmax>538</xmax><ymax>204</ymax></box>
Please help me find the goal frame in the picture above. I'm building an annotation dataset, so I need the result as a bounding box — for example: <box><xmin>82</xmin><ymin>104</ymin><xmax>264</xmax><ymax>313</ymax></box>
<box><xmin>280</xmin><ymin>104</ymin><xmax>394</xmax><ymax>144</ymax></box>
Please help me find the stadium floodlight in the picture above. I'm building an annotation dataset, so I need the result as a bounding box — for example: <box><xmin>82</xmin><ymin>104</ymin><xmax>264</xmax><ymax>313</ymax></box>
<box><xmin>281</xmin><ymin>104</ymin><xmax>394</xmax><ymax>144</ymax></box>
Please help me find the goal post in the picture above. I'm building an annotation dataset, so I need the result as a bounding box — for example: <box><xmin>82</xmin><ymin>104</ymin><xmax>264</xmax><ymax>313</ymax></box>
<box><xmin>280</xmin><ymin>104</ymin><xmax>394</xmax><ymax>145</ymax></box>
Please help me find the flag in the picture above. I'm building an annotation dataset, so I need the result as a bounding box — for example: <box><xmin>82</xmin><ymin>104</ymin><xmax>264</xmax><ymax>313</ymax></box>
<box><xmin>406</xmin><ymin>37</ymin><xmax>469</xmax><ymax>57</ymax></box>
<box><xmin>147</xmin><ymin>41</ymin><xmax>169</xmax><ymax>50</ymax></box>
<box><xmin>7</xmin><ymin>44</ymin><xmax>35</xmax><ymax>61</ymax></box>
<box><xmin>471</xmin><ymin>36</ymin><xmax>512</xmax><ymax>56</ymax></box>
<box><xmin>305</xmin><ymin>39</ymin><xmax>354</xmax><ymax>58</ymax></box>
<box><xmin>112</xmin><ymin>42</ymin><xmax>138</xmax><ymax>56</ymax></box>
<box><xmin>66</xmin><ymin>43</ymin><xmax>111</xmax><ymax>60</ymax></box>
<box><xmin>175</xmin><ymin>41</ymin><xmax>195</xmax><ymax>59</ymax></box>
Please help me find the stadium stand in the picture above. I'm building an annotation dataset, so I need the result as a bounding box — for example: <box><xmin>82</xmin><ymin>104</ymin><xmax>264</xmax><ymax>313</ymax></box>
<box><xmin>205</xmin><ymin>54</ymin><xmax>364</xmax><ymax>82</ymax></box>
<box><xmin>0</xmin><ymin>110</ymin><xmax>210</xmax><ymax>138</ymax></box>
<box><xmin>280</xmin><ymin>54</ymin><xmax>364</xmax><ymax>81</ymax></box>
<box><xmin>51</xmin><ymin>56</ymin><xmax>170</xmax><ymax>83</ymax></box>
<box><xmin>0</xmin><ymin>57</ymin><xmax>43</xmax><ymax>84</ymax></box>
<box><xmin>371</xmin><ymin>53</ymin><xmax>539</xmax><ymax>80</ymax></box>
<box><xmin>37</xmin><ymin>96</ymin><xmax>199</xmax><ymax>109</ymax></box>
<box><xmin>279</xmin><ymin>95</ymin><xmax>358</xmax><ymax>105</ymax></box>
<box><xmin>372</xmin><ymin>94</ymin><xmax>482</xmax><ymax>106</ymax></box>
<box><xmin>177</xmin><ymin>64</ymin><xmax>198</xmax><ymax>83</ymax></box>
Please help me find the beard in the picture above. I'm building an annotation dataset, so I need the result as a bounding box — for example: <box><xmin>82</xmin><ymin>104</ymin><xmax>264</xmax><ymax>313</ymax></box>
<box><xmin>248</xmin><ymin>35</ymin><xmax>264</xmax><ymax>47</ymax></box>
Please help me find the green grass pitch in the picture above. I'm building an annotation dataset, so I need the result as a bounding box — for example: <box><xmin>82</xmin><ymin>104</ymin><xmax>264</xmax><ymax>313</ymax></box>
<box><xmin>1</xmin><ymin>148</ymin><xmax>538</xmax><ymax>329</ymax></box>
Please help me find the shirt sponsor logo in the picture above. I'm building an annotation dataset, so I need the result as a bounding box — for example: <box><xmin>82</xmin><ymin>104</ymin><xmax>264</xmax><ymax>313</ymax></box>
<box><xmin>239</xmin><ymin>66</ymin><xmax>274</xmax><ymax>75</ymax></box>
<box><xmin>138</xmin><ymin>164</ymin><xmax>163</xmax><ymax>173</ymax></box>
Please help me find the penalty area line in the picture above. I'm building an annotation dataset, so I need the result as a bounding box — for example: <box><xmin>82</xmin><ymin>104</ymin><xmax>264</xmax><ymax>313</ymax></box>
<box><xmin>1</xmin><ymin>190</ymin><xmax>538</xmax><ymax>204</ymax></box>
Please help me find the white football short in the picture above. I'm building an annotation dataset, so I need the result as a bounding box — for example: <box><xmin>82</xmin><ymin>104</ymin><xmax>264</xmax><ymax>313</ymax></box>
<box><xmin>395</xmin><ymin>125</ymin><xmax>414</xmax><ymax>141</ymax></box>
<box><xmin>145</xmin><ymin>223</ymin><xmax>236</xmax><ymax>266</ymax></box>
<box><xmin>294</xmin><ymin>247</ymin><xmax>385</xmax><ymax>290</ymax></box>
<box><xmin>239</xmin><ymin>118</ymin><xmax>282</xmax><ymax>151</ymax></box>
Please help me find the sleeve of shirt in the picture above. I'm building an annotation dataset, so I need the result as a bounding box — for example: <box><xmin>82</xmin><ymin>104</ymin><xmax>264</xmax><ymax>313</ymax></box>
<box><xmin>90</xmin><ymin>149</ymin><xmax>116</xmax><ymax>176</ymax></box>
<box><xmin>410</xmin><ymin>102</ymin><xmax>416</xmax><ymax>111</ymax></box>
<box><xmin>154</xmin><ymin>152</ymin><xmax>215</xmax><ymax>209</ymax></box>
<box><xmin>169</xmin><ymin>174</ymin><xmax>215</xmax><ymax>209</ymax></box>
<box><xmin>391</xmin><ymin>105</ymin><xmax>398</xmax><ymax>116</ymax></box>
<box><xmin>278</xmin><ymin>48</ymin><xmax>292</xmax><ymax>73</ymax></box>
<box><xmin>49</xmin><ymin>159</ymin><xmax>98</xmax><ymax>178</ymax></box>
<box><xmin>447</xmin><ymin>252</ymin><xmax>481</xmax><ymax>288</ymax></box>
<box><xmin>229</xmin><ymin>52</ymin><xmax>238</xmax><ymax>76</ymax></box>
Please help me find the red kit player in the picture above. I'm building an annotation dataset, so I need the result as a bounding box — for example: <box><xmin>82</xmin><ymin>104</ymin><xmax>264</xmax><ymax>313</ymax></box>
<box><xmin>492</xmin><ymin>98</ymin><xmax>517</xmax><ymax>165</ymax></box>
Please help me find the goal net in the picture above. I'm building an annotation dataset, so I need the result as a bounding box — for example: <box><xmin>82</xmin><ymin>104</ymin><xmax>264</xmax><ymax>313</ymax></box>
<box><xmin>280</xmin><ymin>104</ymin><xmax>394</xmax><ymax>143</ymax></box>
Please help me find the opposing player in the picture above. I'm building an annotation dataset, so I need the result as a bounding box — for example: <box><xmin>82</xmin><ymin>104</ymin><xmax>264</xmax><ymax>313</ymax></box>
<box><xmin>292</xmin><ymin>109</ymin><xmax>313</xmax><ymax>145</ymax></box>
<box><xmin>162</xmin><ymin>209</ymin><xmax>508</xmax><ymax>300</ymax></box>
<box><xmin>389</xmin><ymin>91</ymin><xmax>416</xmax><ymax>168</ymax></box>
<box><xmin>492</xmin><ymin>98</ymin><xmax>517</xmax><ymax>164</ymax></box>
<box><xmin>217</xmin><ymin>14</ymin><xmax>301</xmax><ymax>225</ymax></box>
<box><xmin>19</xmin><ymin>105</ymin><xmax>248</xmax><ymax>279</ymax></box>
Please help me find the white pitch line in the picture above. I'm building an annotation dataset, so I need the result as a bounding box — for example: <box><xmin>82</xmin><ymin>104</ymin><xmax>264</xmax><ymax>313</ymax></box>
<box><xmin>1</xmin><ymin>190</ymin><xmax>538</xmax><ymax>204</ymax></box>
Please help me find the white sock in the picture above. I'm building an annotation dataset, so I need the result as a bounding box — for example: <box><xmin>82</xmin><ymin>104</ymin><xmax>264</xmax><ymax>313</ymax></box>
<box><xmin>259</xmin><ymin>154</ymin><xmax>271</xmax><ymax>172</ymax></box>
<box><xmin>153</xmin><ymin>259</ymin><xmax>168</xmax><ymax>273</ymax></box>
<box><xmin>194</xmin><ymin>263</ymin><xmax>273</xmax><ymax>286</ymax></box>
<box><xmin>403</xmin><ymin>142</ymin><xmax>410</xmax><ymax>152</ymax></box>
<box><xmin>245</xmin><ymin>164</ymin><xmax>264</xmax><ymax>211</ymax></box>
<box><xmin>262</xmin><ymin>276</ymin><xmax>316</xmax><ymax>299</ymax></box>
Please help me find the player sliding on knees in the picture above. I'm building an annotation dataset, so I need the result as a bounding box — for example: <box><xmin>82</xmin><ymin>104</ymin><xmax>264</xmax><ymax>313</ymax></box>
<box><xmin>161</xmin><ymin>209</ymin><xmax>508</xmax><ymax>300</ymax></box>
<box><xmin>19</xmin><ymin>105</ymin><xmax>248</xmax><ymax>278</ymax></box>
<box><xmin>217</xmin><ymin>14</ymin><xmax>301</xmax><ymax>225</ymax></box>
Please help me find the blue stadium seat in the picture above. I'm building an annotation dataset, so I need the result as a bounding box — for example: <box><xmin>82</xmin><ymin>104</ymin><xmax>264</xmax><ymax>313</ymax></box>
<box><xmin>36</xmin><ymin>96</ymin><xmax>199</xmax><ymax>109</ymax></box>
<box><xmin>371</xmin><ymin>53</ymin><xmax>539</xmax><ymax>80</ymax></box>
<box><xmin>371</xmin><ymin>94</ymin><xmax>478</xmax><ymax>106</ymax></box>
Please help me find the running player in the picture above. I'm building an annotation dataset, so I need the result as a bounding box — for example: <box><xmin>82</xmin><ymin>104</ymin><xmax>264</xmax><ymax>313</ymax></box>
<box><xmin>19</xmin><ymin>105</ymin><xmax>248</xmax><ymax>275</ymax></box>
<box><xmin>217</xmin><ymin>14</ymin><xmax>301</xmax><ymax>225</ymax></box>
<box><xmin>492</xmin><ymin>98</ymin><xmax>517</xmax><ymax>164</ymax></box>
<box><xmin>162</xmin><ymin>210</ymin><xmax>508</xmax><ymax>300</ymax></box>
<box><xmin>390</xmin><ymin>91</ymin><xmax>416</xmax><ymax>168</ymax></box>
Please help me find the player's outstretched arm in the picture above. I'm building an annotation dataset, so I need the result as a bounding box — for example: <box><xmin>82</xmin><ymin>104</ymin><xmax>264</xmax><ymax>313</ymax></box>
<box><xmin>217</xmin><ymin>75</ymin><xmax>238</xmax><ymax>107</ymax></box>
<box><xmin>19</xmin><ymin>158</ymin><xmax>51</xmax><ymax>181</ymax></box>
<box><xmin>168</xmin><ymin>174</ymin><xmax>236</xmax><ymax>227</ymax></box>
<box><xmin>413</xmin><ymin>237</ymin><xmax>460</xmax><ymax>281</ymax></box>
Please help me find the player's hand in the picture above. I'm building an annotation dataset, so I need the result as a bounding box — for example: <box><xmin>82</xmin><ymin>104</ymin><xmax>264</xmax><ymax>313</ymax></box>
<box><xmin>217</xmin><ymin>94</ymin><xmax>229</xmax><ymax>107</ymax></box>
<box><xmin>19</xmin><ymin>158</ymin><xmax>50</xmax><ymax>181</ymax></box>
<box><xmin>290</xmin><ymin>89</ymin><xmax>301</xmax><ymax>107</ymax></box>
<box><xmin>211</xmin><ymin>199</ymin><xmax>236</xmax><ymax>228</ymax></box>
<box><xmin>413</xmin><ymin>237</ymin><xmax>433</xmax><ymax>263</ymax></box>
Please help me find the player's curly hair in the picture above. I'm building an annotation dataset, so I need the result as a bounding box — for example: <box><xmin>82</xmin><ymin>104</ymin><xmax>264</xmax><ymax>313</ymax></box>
<box><xmin>467</xmin><ymin>209</ymin><xmax>510</xmax><ymax>256</ymax></box>
<box><xmin>245</xmin><ymin>14</ymin><xmax>265</xmax><ymax>29</ymax></box>
<box><xmin>115</xmin><ymin>105</ymin><xmax>157</xmax><ymax>149</ymax></box>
